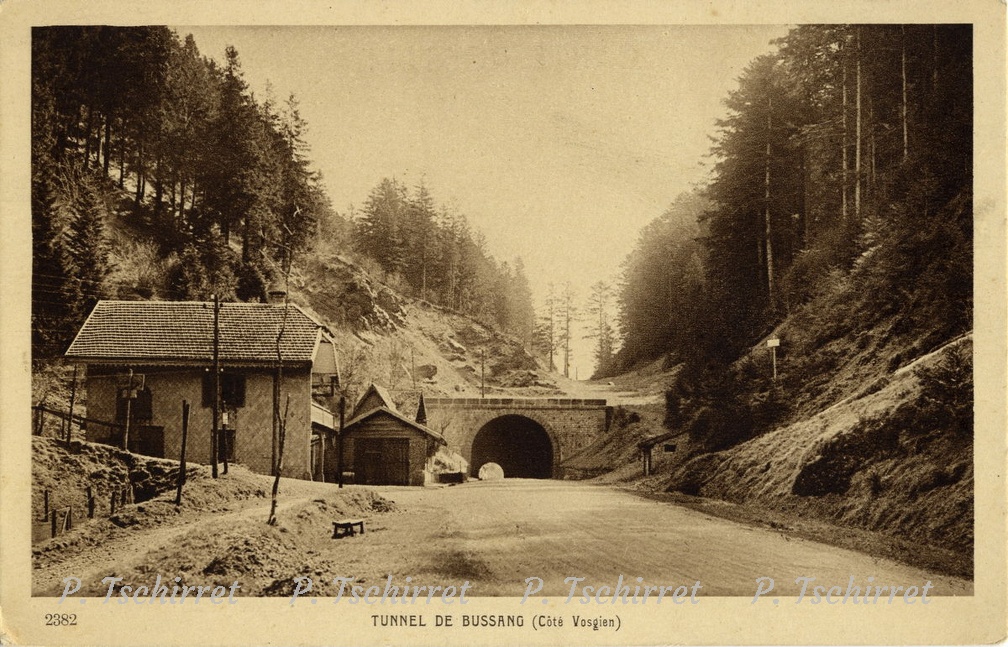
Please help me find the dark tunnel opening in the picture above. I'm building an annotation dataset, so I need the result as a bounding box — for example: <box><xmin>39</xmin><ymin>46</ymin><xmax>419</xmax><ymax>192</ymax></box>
<box><xmin>470</xmin><ymin>415</ymin><xmax>554</xmax><ymax>479</ymax></box>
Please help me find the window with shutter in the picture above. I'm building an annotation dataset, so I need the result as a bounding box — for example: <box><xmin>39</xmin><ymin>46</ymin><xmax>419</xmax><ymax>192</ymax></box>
<box><xmin>203</xmin><ymin>372</ymin><xmax>246</xmax><ymax>408</ymax></box>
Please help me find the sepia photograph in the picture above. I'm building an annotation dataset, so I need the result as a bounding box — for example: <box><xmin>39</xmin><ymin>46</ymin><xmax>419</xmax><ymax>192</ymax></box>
<box><xmin>2</xmin><ymin>2</ymin><xmax>1005</xmax><ymax>645</ymax></box>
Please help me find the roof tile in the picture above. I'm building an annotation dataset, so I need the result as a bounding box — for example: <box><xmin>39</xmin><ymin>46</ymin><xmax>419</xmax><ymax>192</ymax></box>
<box><xmin>65</xmin><ymin>300</ymin><xmax>323</xmax><ymax>364</ymax></box>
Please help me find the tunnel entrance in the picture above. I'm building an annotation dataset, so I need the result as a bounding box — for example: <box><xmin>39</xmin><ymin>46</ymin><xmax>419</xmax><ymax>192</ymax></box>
<box><xmin>470</xmin><ymin>415</ymin><xmax>554</xmax><ymax>479</ymax></box>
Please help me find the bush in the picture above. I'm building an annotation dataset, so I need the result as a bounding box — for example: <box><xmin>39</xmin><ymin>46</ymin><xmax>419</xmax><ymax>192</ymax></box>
<box><xmin>236</xmin><ymin>261</ymin><xmax>269</xmax><ymax>302</ymax></box>
<box><xmin>914</xmin><ymin>341</ymin><xmax>972</xmax><ymax>438</ymax></box>
<box><xmin>792</xmin><ymin>410</ymin><xmax>902</xmax><ymax>497</ymax></box>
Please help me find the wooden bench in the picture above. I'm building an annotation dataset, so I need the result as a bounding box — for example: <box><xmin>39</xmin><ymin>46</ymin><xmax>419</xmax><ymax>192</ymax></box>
<box><xmin>332</xmin><ymin>518</ymin><xmax>365</xmax><ymax>538</ymax></box>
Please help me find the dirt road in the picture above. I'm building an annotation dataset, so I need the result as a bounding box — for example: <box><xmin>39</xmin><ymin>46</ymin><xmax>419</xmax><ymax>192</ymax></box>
<box><xmin>340</xmin><ymin>479</ymin><xmax>971</xmax><ymax>597</ymax></box>
<box><xmin>34</xmin><ymin>477</ymin><xmax>971</xmax><ymax>598</ymax></box>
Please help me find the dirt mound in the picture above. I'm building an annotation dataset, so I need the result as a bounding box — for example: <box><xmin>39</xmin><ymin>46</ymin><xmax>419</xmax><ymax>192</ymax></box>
<box><xmin>32</xmin><ymin>437</ymin><xmax>195</xmax><ymax>525</ymax></box>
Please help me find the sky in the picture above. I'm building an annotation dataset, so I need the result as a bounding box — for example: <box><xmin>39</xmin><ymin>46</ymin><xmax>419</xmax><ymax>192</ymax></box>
<box><xmin>179</xmin><ymin>25</ymin><xmax>788</xmax><ymax>377</ymax></box>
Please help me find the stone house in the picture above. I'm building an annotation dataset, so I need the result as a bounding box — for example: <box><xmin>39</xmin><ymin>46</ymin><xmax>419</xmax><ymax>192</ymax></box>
<box><xmin>64</xmin><ymin>299</ymin><xmax>340</xmax><ymax>480</ymax></box>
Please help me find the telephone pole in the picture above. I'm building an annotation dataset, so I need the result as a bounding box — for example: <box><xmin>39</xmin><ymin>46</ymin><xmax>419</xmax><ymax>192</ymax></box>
<box><xmin>211</xmin><ymin>294</ymin><xmax>220</xmax><ymax>479</ymax></box>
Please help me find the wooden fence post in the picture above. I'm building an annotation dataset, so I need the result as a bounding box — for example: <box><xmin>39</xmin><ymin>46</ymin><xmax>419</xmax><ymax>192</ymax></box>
<box><xmin>110</xmin><ymin>489</ymin><xmax>117</xmax><ymax>516</ymax></box>
<box><xmin>87</xmin><ymin>486</ymin><xmax>94</xmax><ymax>519</ymax></box>
<box><xmin>66</xmin><ymin>507</ymin><xmax>72</xmax><ymax>531</ymax></box>
<box><xmin>50</xmin><ymin>510</ymin><xmax>57</xmax><ymax>538</ymax></box>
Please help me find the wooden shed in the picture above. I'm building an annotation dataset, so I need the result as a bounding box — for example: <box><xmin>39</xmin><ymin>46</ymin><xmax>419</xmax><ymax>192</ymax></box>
<box><xmin>342</xmin><ymin>384</ymin><xmax>446</xmax><ymax>486</ymax></box>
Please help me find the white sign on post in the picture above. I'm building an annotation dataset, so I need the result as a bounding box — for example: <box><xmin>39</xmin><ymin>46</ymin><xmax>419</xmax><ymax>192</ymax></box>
<box><xmin>767</xmin><ymin>338</ymin><xmax>780</xmax><ymax>348</ymax></box>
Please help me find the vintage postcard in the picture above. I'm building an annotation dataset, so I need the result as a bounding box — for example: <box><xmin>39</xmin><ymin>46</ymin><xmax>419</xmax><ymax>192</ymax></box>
<box><xmin>1</xmin><ymin>0</ymin><xmax>1005</xmax><ymax>645</ymax></box>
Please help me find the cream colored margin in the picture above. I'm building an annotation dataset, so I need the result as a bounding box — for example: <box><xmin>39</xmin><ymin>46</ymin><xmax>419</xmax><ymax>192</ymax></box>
<box><xmin>1</xmin><ymin>1</ymin><xmax>1004</xmax><ymax>645</ymax></box>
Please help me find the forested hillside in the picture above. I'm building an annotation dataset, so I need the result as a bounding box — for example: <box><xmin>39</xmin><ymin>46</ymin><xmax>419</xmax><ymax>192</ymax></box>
<box><xmin>31</xmin><ymin>27</ymin><xmax>535</xmax><ymax>361</ymax></box>
<box><xmin>614</xmin><ymin>24</ymin><xmax>972</xmax><ymax>449</ymax></box>
<box><xmin>582</xmin><ymin>25</ymin><xmax>975</xmax><ymax>569</ymax></box>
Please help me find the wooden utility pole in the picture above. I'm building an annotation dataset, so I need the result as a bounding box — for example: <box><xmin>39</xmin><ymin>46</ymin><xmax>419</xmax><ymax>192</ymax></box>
<box><xmin>122</xmin><ymin>368</ymin><xmax>133</xmax><ymax>451</ymax></box>
<box><xmin>337</xmin><ymin>395</ymin><xmax>346</xmax><ymax>489</ymax></box>
<box><xmin>175</xmin><ymin>400</ymin><xmax>190</xmax><ymax>506</ymax></box>
<box><xmin>66</xmin><ymin>365</ymin><xmax>78</xmax><ymax>445</ymax></box>
<box><xmin>211</xmin><ymin>294</ymin><xmax>219</xmax><ymax>479</ymax></box>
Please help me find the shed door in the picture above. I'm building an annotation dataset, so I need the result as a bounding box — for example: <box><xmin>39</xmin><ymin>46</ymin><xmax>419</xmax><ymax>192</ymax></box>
<box><xmin>358</xmin><ymin>438</ymin><xmax>409</xmax><ymax>485</ymax></box>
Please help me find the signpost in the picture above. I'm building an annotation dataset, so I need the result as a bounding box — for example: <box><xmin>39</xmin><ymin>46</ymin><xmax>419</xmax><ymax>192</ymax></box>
<box><xmin>767</xmin><ymin>338</ymin><xmax>780</xmax><ymax>381</ymax></box>
<box><xmin>116</xmin><ymin>369</ymin><xmax>145</xmax><ymax>450</ymax></box>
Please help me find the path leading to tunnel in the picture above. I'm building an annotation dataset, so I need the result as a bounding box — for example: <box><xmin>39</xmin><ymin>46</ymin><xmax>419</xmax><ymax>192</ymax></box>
<box><xmin>337</xmin><ymin>479</ymin><xmax>972</xmax><ymax>597</ymax></box>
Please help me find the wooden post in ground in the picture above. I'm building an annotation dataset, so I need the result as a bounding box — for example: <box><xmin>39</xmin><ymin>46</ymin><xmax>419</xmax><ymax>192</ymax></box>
<box><xmin>123</xmin><ymin>368</ymin><xmax>134</xmax><ymax>451</ymax></box>
<box><xmin>50</xmin><ymin>510</ymin><xmax>57</xmax><ymax>538</ymax></box>
<box><xmin>66</xmin><ymin>507</ymin><xmax>72</xmax><ymax>531</ymax></box>
<box><xmin>86</xmin><ymin>486</ymin><xmax>94</xmax><ymax>519</ymax></box>
<box><xmin>337</xmin><ymin>395</ymin><xmax>345</xmax><ymax>489</ymax></box>
<box><xmin>66</xmin><ymin>365</ymin><xmax>79</xmax><ymax>445</ymax></box>
<box><xmin>110</xmin><ymin>489</ymin><xmax>117</xmax><ymax>516</ymax></box>
<box><xmin>175</xmin><ymin>401</ymin><xmax>190</xmax><ymax>506</ymax></box>
<box><xmin>211</xmin><ymin>294</ymin><xmax>220</xmax><ymax>479</ymax></box>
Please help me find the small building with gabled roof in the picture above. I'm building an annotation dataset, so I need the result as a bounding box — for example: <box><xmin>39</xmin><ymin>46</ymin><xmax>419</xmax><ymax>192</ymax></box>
<box><xmin>65</xmin><ymin>299</ymin><xmax>340</xmax><ymax>480</ymax></box>
<box><xmin>340</xmin><ymin>384</ymin><xmax>446</xmax><ymax>486</ymax></box>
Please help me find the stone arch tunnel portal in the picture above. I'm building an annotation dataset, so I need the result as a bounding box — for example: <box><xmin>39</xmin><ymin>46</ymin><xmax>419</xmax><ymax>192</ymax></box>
<box><xmin>470</xmin><ymin>414</ymin><xmax>554</xmax><ymax>479</ymax></box>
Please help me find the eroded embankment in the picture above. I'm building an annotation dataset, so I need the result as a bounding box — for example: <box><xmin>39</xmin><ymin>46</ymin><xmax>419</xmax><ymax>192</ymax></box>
<box><xmin>665</xmin><ymin>336</ymin><xmax>973</xmax><ymax>576</ymax></box>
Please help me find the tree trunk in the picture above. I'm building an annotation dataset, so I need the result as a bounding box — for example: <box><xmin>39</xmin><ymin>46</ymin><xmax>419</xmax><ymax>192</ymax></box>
<box><xmin>103</xmin><ymin>114</ymin><xmax>112</xmax><ymax>176</ymax></box>
<box><xmin>764</xmin><ymin>94</ymin><xmax>774</xmax><ymax>304</ymax></box>
<box><xmin>868</xmin><ymin>96</ymin><xmax>876</xmax><ymax>196</ymax></box>
<box><xmin>118</xmin><ymin>123</ymin><xmax>126</xmax><ymax>189</ymax></box>
<box><xmin>854</xmin><ymin>27</ymin><xmax>862</xmax><ymax>222</ymax></box>
<box><xmin>82</xmin><ymin>104</ymin><xmax>94</xmax><ymax>171</ymax></box>
<box><xmin>134</xmin><ymin>143</ymin><xmax>144</xmax><ymax>206</ymax></box>
<box><xmin>154</xmin><ymin>177</ymin><xmax>163</xmax><ymax>212</ymax></box>
<box><xmin>179</xmin><ymin>178</ymin><xmax>187</xmax><ymax>221</ymax></box>
<box><xmin>802</xmin><ymin>145</ymin><xmax>810</xmax><ymax>244</ymax></box>
<box><xmin>242</xmin><ymin>214</ymin><xmax>251</xmax><ymax>263</ymax></box>
<box><xmin>902</xmin><ymin>25</ymin><xmax>909</xmax><ymax>161</ymax></box>
<box><xmin>842</xmin><ymin>50</ymin><xmax>848</xmax><ymax>224</ymax></box>
<box><xmin>932</xmin><ymin>26</ymin><xmax>939</xmax><ymax>92</ymax></box>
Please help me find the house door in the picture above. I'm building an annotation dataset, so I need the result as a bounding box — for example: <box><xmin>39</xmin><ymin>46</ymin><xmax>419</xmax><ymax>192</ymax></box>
<box><xmin>357</xmin><ymin>438</ymin><xmax>409</xmax><ymax>485</ymax></box>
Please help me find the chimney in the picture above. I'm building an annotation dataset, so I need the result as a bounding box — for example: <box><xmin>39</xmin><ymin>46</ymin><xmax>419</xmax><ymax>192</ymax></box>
<box><xmin>266</xmin><ymin>285</ymin><xmax>287</xmax><ymax>305</ymax></box>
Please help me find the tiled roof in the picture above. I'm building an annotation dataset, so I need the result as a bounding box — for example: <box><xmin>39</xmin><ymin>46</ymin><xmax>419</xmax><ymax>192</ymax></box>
<box><xmin>65</xmin><ymin>300</ymin><xmax>325</xmax><ymax>365</ymax></box>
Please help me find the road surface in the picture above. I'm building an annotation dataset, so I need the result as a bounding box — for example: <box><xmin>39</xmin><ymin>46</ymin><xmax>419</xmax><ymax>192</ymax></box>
<box><xmin>33</xmin><ymin>478</ymin><xmax>971</xmax><ymax>598</ymax></box>
<box><xmin>347</xmin><ymin>479</ymin><xmax>972</xmax><ymax>597</ymax></box>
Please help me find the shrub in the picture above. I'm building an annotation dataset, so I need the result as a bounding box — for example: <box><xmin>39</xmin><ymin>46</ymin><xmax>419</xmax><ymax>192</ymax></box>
<box><xmin>914</xmin><ymin>341</ymin><xmax>972</xmax><ymax>438</ymax></box>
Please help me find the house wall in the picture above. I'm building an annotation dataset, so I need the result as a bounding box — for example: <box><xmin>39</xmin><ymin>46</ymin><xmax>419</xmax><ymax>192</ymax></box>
<box><xmin>83</xmin><ymin>366</ymin><xmax>314</xmax><ymax>480</ymax></box>
<box><xmin>343</xmin><ymin>413</ymin><xmax>431</xmax><ymax>486</ymax></box>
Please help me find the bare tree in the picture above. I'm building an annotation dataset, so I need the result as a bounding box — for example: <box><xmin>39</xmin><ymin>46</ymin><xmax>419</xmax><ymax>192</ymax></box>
<box><xmin>559</xmin><ymin>281</ymin><xmax>578</xmax><ymax>378</ymax></box>
<box><xmin>267</xmin><ymin>220</ymin><xmax>296</xmax><ymax>526</ymax></box>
